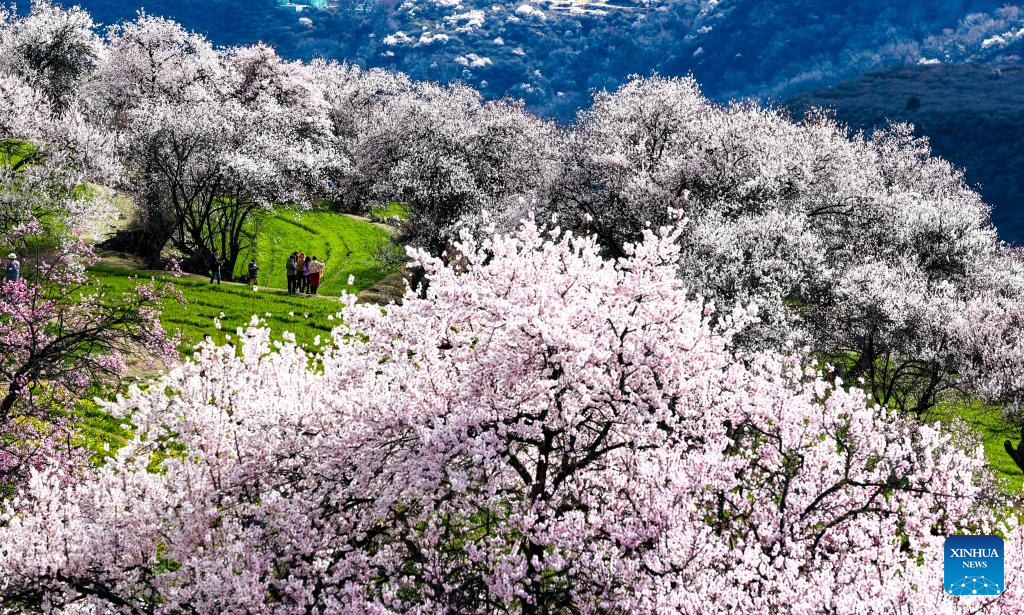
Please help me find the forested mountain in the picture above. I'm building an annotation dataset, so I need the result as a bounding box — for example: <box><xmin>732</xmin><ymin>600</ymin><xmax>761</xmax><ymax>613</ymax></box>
<box><xmin>788</xmin><ymin>63</ymin><xmax>1024</xmax><ymax>243</ymax></box>
<box><xmin>15</xmin><ymin>0</ymin><xmax>1024</xmax><ymax>119</ymax></box>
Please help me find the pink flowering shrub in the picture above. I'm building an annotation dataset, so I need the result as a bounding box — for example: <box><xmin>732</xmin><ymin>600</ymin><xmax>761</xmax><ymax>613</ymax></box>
<box><xmin>0</xmin><ymin>232</ymin><xmax>179</xmax><ymax>492</ymax></box>
<box><xmin>0</xmin><ymin>220</ymin><xmax>1018</xmax><ymax>613</ymax></box>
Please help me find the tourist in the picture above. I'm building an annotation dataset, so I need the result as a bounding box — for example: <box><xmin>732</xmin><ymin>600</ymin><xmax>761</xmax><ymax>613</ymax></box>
<box><xmin>208</xmin><ymin>250</ymin><xmax>222</xmax><ymax>285</ymax></box>
<box><xmin>302</xmin><ymin>255</ymin><xmax>312</xmax><ymax>293</ymax></box>
<box><xmin>4</xmin><ymin>252</ymin><xmax>19</xmax><ymax>282</ymax></box>
<box><xmin>296</xmin><ymin>252</ymin><xmax>307</xmax><ymax>293</ymax></box>
<box><xmin>308</xmin><ymin>256</ymin><xmax>324</xmax><ymax>295</ymax></box>
<box><xmin>248</xmin><ymin>260</ymin><xmax>259</xmax><ymax>285</ymax></box>
<box><xmin>286</xmin><ymin>252</ymin><xmax>298</xmax><ymax>294</ymax></box>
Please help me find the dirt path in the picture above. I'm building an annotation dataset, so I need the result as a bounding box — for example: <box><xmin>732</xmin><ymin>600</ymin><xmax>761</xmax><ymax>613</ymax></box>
<box><xmin>356</xmin><ymin>270</ymin><xmax>407</xmax><ymax>305</ymax></box>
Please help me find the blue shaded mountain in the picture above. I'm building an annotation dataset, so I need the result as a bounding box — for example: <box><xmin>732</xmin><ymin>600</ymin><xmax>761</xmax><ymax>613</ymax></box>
<box><xmin>17</xmin><ymin>0</ymin><xmax>1024</xmax><ymax>119</ymax></box>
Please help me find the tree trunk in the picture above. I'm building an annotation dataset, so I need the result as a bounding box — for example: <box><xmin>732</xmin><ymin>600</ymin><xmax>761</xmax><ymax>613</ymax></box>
<box><xmin>0</xmin><ymin>385</ymin><xmax>21</xmax><ymax>425</ymax></box>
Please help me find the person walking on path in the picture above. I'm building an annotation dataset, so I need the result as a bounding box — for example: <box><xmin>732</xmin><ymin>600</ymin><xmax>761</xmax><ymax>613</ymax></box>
<box><xmin>248</xmin><ymin>260</ymin><xmax>259</xmax><ymax>285</ymax></box>
<box><xmin>296</xmin><ymin>252</ymin><xmax>307</xmax><ymax>294</ymax></box>
<box><xmin>308</xmin><ymin>256</ymin><xmax>324</xmax><ymax>295</ymax></box>
<box><xmin>208</xmin><ymin>250</ymin><xmax>223</xmax><ymax>285</ymax></box>
<box><xmin>5</xmin><ymin>253</ymin><xmax>20</xmax><ymax>282</ymax></box>
<box><xmin>286</xmin><ymin>252</ymin><xmax>298</xmax><ymax>294</ymax></box>
<box><xmin>302</xmin><ymin>256</ymin><xmax>312</xmax><ymax>294</ymax></box>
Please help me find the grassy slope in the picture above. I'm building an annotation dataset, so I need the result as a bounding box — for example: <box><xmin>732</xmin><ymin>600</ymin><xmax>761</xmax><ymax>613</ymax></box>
<box><xmin>81</xmin><ymin>209</ymin><xmax>403</xmax><ymax>454</ymax></box>
<box><xmin>926</xmin><ymin>400</ymin><xmax>1024</xmax><ymax>493</ymax></box>
<box><xmin>236</xmin><ymin>210</ymin><xmax>397</xmax><ymax>297</ymax></box>
<box><xmin>91</xmin><ymin>266</ymin><xmax>344</xmax><ymax>353</ymax></box>
<box><xmin>88</xmin><ymin>209</ymin><xmax>402</xmax><ymax>351</ymax></box>
<box><xmin>76</xmin><ymin>397</ymin><xmax>134</xmax><ymax>464</ymax></box>
<box><xmin>75</xmin><ymin>268</ymin><xmax>352</xmax><ymax>462</ymax></box>
<box><xmin>80</xmin><ymin>268</ymin><xmax>346</xmax><ymax>457</ymax></box>
<box><xmin>370</xmin><ymin>201</ymin><xmax>409</xmax><ymax>221</ymax></box>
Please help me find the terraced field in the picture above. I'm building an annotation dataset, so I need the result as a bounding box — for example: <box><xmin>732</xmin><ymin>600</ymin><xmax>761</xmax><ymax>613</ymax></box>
<box><xmin>236</xmin><ymin>210</ymin><xmax>400</xmax><ymax>296</ymax></box>
<box><xmin>89</xmin><ymin>209</ymin><xmax>404</xmax><ymax>355</ymax></box>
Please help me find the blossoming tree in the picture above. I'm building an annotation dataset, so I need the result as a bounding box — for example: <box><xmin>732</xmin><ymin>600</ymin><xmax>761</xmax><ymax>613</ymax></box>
<box><xmin>0</xmin><ymin>0</ymin><xmax>102</xmax><ymax>113</ymax></box>
<box><xmin>1</xmin><ymin>220</ymin><xmax>1018</xmax><ymax>612</ymax></box>
<box><xmin>87</xmin><ymin>15</ymin><xmax>336</xmax><ymax>274</ymax></box>
<box><xmin>359</xmin><ymin>82</ymin><xmax>560</xmax><ymax>254</ymax></box>
<box><xmin>551</xmin><ymin>75</ymin><xmax>1024</xmax><ymax>421</ymax></box>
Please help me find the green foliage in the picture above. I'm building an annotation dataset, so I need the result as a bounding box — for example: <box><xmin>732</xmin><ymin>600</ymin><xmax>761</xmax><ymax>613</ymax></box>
<box><xmin>0</xmin><ymin>139</ymin><xmax>36</xmax><ymax>169</ymax></box>
<box><xmin>236</xmin><ymin>210</ymin><xmax>399</xmax><ymax>295</ymax></box>
<box><xmin>75</xmin><ymin>397</ymin><xmax>133</xmax><ymax>464</ymax></box>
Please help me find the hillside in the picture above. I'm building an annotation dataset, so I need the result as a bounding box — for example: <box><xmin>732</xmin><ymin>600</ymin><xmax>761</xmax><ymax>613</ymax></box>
<box><xmin>90</xmin><ymin>209</ymin><xmax>404</xmax><ymax>351</ymax></box>
<box><xmin>787</xmin><ymin>63</ymin><xmax>1024</xmax><ymax>243</ymax></box>
<box><xmin>240</xmin><ymin>210</ymin><xmax>398</xmax><ymax>296</ymax></box>
<box><xmin>8</xmin><ymin>5</ymin><xmax>1024</xmax><ymax>609</ymax></box>
<box><xmin>24</xmin><ymin>0</ymin><xmax>1024</xmax><ymax>120</ymax></box>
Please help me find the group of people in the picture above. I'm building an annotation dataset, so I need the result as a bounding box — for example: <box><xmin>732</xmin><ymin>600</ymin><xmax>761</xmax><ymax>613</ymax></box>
<box><xmin>286</xmin><ymin>251</ymin><xmax>324</xmax><ymax>295</ymax></box>
<box><xmin>202</xmin><ymin>249</ymin><xmax>324</xmax><ymax>294</ymax></box>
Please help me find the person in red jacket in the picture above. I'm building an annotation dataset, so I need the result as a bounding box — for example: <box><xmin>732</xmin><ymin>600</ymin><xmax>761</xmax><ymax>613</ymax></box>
<box><xmin>308</xmin><ymin>256</ymin><xmax>324</xmax><ymax>295</ymax></box>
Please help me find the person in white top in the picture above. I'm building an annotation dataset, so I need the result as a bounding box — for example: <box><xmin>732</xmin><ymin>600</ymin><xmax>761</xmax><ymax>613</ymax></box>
<box><xmin>5</xmin><ymin>253</ymin><xmax>20</xmax><ymax>282</ymax></box>
<box><xmin>308</xmin><ymin>256</ymin><xmax>324</xmax><ymax>295</ymax></box>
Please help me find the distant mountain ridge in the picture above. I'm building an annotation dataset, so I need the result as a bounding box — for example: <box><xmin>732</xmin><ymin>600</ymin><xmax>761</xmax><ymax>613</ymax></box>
<box><xmin>787</xmin><ymin>63</ymin><xmax>1024</xmax><ymax>243</ymax></box>
<box><xmin>17</xmin><ymin>0</ymin><xmax>1024</xmax><ymax>119</ymax></box>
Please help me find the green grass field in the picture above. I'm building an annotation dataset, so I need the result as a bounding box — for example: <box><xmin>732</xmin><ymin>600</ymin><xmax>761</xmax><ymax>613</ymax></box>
<box><xmin>370</xmin><ymin>202</ymin><xmax>409</xmax><ymax>221</ymax></box>
<box><xmin>76</xmin><ymin>397</ymin><xmax>134</xmax><ymax>464</ymax></box>
<box><xmin>87</xmin><ymin>209</ymin><xmax>401</xmax><ymax>355</ymax></box>
<box><xmin>74</xmin><ymin>271</ymin><xmax>348</xmax><ymax>464</ymax></box>
<box><xmin>90</xmin><ymin>265</ymin><xmax>344</xmax><ymax>354</ymax></box>
<box><xmin>925</xmin><ymin>400</ymin><xmax>1024</xmax><ymax>493</ymax></box>
<box><xmin>236</xmin><ymin>210</ymin><xmax>399</xmax><ymax>296</ymax></box>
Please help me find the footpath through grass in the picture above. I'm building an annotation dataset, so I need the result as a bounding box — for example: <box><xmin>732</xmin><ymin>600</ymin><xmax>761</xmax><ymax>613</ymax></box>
<box><xmin>237</xmin><ymin>210</ymin><xmax>399</xmax><ymax>297</ymax></box>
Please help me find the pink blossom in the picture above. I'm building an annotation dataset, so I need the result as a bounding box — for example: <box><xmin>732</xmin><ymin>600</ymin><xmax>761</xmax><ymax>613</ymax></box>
<box><xmin>0</xmin><ymin>220</ymin><xmax>1014</xmax><ymax>613</ymax></box>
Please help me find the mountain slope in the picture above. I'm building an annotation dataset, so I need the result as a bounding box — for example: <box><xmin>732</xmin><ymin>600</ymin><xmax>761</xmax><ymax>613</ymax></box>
<box><xmin>19</xmin><ymin>0</ymin><xmax>1024</xmax><ymax>119</ymax></box>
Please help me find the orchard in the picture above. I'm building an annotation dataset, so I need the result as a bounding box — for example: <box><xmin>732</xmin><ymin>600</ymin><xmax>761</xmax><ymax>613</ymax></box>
<box><xmin>1</xmin><ymin>2</ymin><xmax>1024</xmax><ymax>613</ymax></box>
